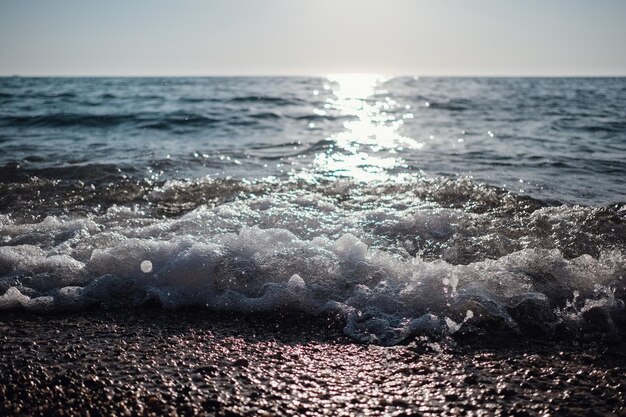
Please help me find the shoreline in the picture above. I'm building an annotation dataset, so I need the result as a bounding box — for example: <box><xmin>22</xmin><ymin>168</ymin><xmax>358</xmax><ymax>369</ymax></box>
<box><xmin>1</xmin><ymin>309</ymin><xmax>624</xmax><ymax>416</ymax></box>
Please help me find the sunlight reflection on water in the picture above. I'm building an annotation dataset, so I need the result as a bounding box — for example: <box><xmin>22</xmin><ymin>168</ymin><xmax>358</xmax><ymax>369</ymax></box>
<box><xmin>304</xmin><ymin>73</ymin><xmax>422</xmax><ymax>182</ymax></box>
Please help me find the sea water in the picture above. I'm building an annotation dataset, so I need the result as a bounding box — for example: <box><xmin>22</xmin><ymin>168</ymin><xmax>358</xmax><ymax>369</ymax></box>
<box><xmin>0</xmin><ymin>76</ymin><xmax>624</xmax><ymax>344</ymax></box>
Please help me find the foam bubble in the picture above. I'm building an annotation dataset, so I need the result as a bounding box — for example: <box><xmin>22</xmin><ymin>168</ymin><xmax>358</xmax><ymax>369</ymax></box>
<box><xmin>140</xmin><ymin>260</ymin><xmax>153</xmax><ymax>273</ymax></box>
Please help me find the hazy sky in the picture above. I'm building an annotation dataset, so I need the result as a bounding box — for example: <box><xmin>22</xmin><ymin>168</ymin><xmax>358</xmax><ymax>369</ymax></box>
<box><xmin>1</xmin><ymin>0</ymin><xmax>625</xmax><ymax>76</ymax></box>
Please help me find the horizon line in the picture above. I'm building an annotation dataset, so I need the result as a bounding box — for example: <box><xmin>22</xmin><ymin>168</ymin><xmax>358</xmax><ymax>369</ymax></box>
<box><xmin>2</xmin><ymin>73</ymin><xmax>626</xmax><ymax>78</ymax></box>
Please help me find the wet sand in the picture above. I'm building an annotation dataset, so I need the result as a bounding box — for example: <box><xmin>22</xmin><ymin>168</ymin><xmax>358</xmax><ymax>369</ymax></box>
<box><xmin>1</xmin><ymin>309</ymin><xmax>624</xmax><ymax>417</ymax></box>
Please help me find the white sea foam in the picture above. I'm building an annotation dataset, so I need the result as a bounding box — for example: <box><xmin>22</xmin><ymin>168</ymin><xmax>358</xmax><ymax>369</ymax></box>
<box><xmin>0</xmin><ymin>186</ymin><xmax>624</xmax><ymax>344</ymax></box>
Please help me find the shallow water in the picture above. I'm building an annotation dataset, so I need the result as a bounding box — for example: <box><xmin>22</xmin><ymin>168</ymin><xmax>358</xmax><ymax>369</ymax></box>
<box><xmin>0</xmin><ymin>76</ymin><xmax>624</xmax><ymax>344</ymax></box>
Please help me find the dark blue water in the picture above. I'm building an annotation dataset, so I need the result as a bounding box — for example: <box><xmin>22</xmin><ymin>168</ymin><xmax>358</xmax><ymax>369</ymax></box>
<box><xmin>1</xmin><ymin>76</ymin><xmax>624</xmax><ymax>203</ymax></box>
<box><xmin>0</xmin><ymin>76</ymin><xmax>624</xmax><ymax>344</ymax></box>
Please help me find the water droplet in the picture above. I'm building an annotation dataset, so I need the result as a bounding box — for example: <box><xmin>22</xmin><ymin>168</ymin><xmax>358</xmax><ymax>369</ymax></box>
<box><xmin>140</xmin><ymin>260</ymin><xmax>152</xmax><ymax>273</ymax></box>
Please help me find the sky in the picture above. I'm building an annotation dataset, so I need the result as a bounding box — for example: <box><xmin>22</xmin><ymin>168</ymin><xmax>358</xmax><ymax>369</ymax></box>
<box><xmin>1</xmin><ymin>0</ymin><xmax>625</xmax><ymax>76</ymax></box>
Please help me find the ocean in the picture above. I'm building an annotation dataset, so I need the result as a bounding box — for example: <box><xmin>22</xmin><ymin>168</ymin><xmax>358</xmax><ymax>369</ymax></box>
<box><xmin>0</xmin><ymin>76</ymin><xmax>625</xmax><ymax>345</ymax></box>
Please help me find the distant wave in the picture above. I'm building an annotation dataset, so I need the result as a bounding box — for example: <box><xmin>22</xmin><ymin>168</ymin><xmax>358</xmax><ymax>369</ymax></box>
<box><xmin>0</xmin><ymin>114</ymin><xmax>139</xmax><ymax>128</ymax></box>
<box><xmin>227</xmin><ymin>96</ymin><xmax>304</xmax><ymax>106</ymax></box>
<box><xmin>292</xmin><ymin>114</ymin><xmax>356</xmax><ymax>122</ymax></box>
<box><xmin>0</xmin><ymin>162</ymin><xmax>136</xmax><ymax>184</ymax></box>
<box><xmin>425</xmin><ymin>98</ymin><xmax>473</xmax><ymax>112</ymax></box>
<box><xmin>140</xmin><ymin>113</ymin><xmax>221</xmax><ymax>130</ymax></box>
<box><xmin>0</xmin><ymin>111</ymin><xmax>355</xmax><ymax>130</ymax></box>
<box><xmin>0</xmin><ymin>112</ymin><xmax>223</xmax><ymax>129</ymax></box>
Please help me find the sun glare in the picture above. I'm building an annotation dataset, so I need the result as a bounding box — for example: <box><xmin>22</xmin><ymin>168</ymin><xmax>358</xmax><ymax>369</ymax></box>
<box><xmin>326</xmin><ymin>73</ymin><xmax>385</xmax><ymax>99</ymax></box>
<box><xmin>304</xmin><ymin>73</ymin><xmax>422</xmax><ymax>182</ymax></box>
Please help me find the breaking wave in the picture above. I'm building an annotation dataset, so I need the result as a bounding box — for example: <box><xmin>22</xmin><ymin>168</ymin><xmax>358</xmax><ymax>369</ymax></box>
<box><xmin>1</xmin><ymin>177</ymin><xmax>624</xmax><ymax>345</ymax></box>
